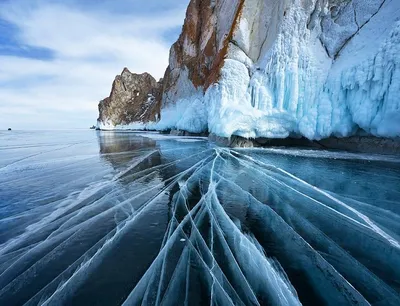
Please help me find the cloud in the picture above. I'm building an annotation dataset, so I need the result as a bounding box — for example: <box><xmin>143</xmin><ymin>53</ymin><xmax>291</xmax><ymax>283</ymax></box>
<box><xmin>0</xmin><ymin>0</ymin><xmax>188</xmax><ymax>129</ymax></box>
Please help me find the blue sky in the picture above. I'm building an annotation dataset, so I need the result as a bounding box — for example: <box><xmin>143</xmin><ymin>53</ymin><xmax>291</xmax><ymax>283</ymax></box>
<box><xmin>0</xmin><ymin>0</ymin><xmax>189</xmax><ymax>130</ymax></box>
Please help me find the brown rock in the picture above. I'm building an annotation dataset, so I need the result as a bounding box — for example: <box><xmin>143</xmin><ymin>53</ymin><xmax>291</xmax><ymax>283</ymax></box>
<box><xmin>161</xmin><ymin>0</ymin><xmax>244</xmax><ymax>105</ymax></box>
<box><xmin>97</xmin><ymin>68</ymin><xmax>163</xmax><ymax>127</ymax></box>
<box><xmin>96</xmin><ymin>0</ymin><xmax>246</xmax><ymax>130</ymax></box>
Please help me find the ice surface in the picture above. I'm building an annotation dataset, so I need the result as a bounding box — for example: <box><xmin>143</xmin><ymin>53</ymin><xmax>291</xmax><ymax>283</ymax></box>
<box><xmin>1</xmin><ymin>131</ymin><xmax>400</xmax><ymax>305</ymax></box>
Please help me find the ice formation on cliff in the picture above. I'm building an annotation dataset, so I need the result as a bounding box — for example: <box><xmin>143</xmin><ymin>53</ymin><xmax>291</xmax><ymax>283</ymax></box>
<box><xmin>97</xmin><ymin>0</ymin><xmax>400</xmax><ymax>141</ymax></box>
<box><xmin>156</xmin><ymin>0</ymin><xmax>400</xmax><ymax>140</ymax></box>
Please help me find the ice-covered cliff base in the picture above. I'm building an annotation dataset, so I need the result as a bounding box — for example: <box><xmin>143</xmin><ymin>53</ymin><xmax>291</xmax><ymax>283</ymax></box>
<box><xmin>98</xmin><ymin>0</ymin><xmax>400</xmax><ymax>154</ymax></box>
<box><xmin>155</xmin><ymin>0</ymin><xmax>400</xmax><ymax>142</ymax></box>
<box><xmin>208</xmin><ymin>133</ymin><xmax>400</xmax><ymax>155</ymax></box>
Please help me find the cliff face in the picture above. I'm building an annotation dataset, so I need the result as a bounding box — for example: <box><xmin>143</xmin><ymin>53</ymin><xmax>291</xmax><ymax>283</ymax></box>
<box><xmin>157</xmin><ymin>0</ymin><xmax>400</xmax><ymax>139</ymax></box>
<box><xmin>98</xmin><ymin>0</ymin><xmax>400</xmax><ymax>140</ymax></box>
<box><xmin>156</xmin><ymin>0</ymin><xmax>245</xmax><ymax>133</ymax></box>
<box><xmin>97</xmin><ymin>68</ymin><xmax>162</xmax><ymax>129</ymax></box>
<box><xmin>162</xmin><ymin>0</ymin><xmax>243</xmax><ymax>102</ymax></box>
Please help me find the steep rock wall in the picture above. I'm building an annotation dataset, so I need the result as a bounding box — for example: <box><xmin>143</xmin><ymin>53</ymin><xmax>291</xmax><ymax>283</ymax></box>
<box><xmin>159</xmin><ymin>0</ymin><xmax>400</xmax><ymax>140</ymax></box>
<box><xmin>97</xmin><ymin>0</ymin><xmax>400</xmax><ymax>140</ymax></box>
<box><xmin>97</xmin><ymin>68</ymin><xmax>162</xmax><ymax>129</ymax></box>
<box><xmin>156</xmin><ymin>0</ymin><xmax>245</xmax><ymax>133</ymax></box>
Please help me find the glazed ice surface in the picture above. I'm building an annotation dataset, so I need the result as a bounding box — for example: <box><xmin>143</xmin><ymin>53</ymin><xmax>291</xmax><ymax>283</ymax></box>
<box><xmin>0</xmin><ymin>131</ymin><xmax>399</xmax><ymax>305</ymax></box>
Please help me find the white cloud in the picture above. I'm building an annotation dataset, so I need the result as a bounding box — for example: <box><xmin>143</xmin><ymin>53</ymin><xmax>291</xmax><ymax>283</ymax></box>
<box><xmin>0</xmin><ymin>0</ymin><xmax>187</xmax><ymax>129</ymax></box>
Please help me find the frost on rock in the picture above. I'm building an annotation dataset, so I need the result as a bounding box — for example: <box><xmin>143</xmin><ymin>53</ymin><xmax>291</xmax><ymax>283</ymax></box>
<box><xmin>154</xmin><ymin>96</ymin><xmax>208</xmax><ymax>133</ymax></box>
<box><xmin>155</xmin><ymin>0</ymin><xmax>400</xmax><ymax>140</ymax></box>
<box><xmin>96</xmin><ymin>0</ymin><xmax>400</xmax><ymax>139</ymax></box>
<box><xmin>322</xmin><ymin>21</ymin><xmax>400</xmax><ymax>138</ymax></box>
<box><xmin>97</xmin><ymin>120</ymin><xmax>157</xmax><ymax>131</ymax></box>
<box><xmin>206</xmin><ymin>60</ymin><xmax>297</xmax><ymax>138</ymax></box>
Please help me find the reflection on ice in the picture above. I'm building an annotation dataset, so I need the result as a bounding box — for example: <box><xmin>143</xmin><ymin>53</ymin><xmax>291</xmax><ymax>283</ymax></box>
<box><xmin>0</xmin><ymin>131</ymin><xmax>399</xmax><ymax>305</ymax></box>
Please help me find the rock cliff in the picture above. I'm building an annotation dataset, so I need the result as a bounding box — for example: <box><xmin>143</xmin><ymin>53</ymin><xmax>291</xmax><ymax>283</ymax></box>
<box><xmin>157</xmin><ymin>0</ymin><xmax>400</xmax><ymax>140</ymax></box>
<box><xmin>97</xmin><ymin>68</ymin><xmax>162</xmax><ymax>129</ymax></box>
<box><xmin>98</xmin><ymin>0</ymin><xmax>400</xmax><ymax>141</ymax></box>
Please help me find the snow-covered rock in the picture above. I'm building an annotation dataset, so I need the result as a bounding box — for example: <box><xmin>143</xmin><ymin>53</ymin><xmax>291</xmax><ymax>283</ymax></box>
<box><xmin>158</xmin><ymin>0</ymin><xmax>400</xmax><ymax>140</ymax></box>
<box><xmin>98</xmin><ymin>0</ymin><xmax>400</xmax><ymax>140</ymax></box>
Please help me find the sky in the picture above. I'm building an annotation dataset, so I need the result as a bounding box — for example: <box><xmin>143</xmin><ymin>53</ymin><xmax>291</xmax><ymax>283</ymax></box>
<box><xmin>0</xmin><ymin>0</ymin><xmax>189</xmax><ymax>130</ymax></box>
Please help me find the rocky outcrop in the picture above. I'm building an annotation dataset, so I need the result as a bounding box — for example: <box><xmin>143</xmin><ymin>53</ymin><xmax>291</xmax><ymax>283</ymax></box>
<box><xmin>98</xmin><ymin>0</ymin><xmax>400</xmax><ymax>144</ymax></box>
<box><xmin>161</xmin><ymin>0</ymin><xmax>244</xmax><ymax>103</ymax></box>
<box><xmin>156</xmin><ymin>0</ymin><xmax>400</xmax><ymax>140</ymax></box>
<box><xmin>155</xmin><ymin>0</ymin><xmax>246</xmax><ymax>133</ymax></box>
<box><xmin>97</xmin><ymin>68</ymin><xmax>163</xmax><ymax>128</ymax></box>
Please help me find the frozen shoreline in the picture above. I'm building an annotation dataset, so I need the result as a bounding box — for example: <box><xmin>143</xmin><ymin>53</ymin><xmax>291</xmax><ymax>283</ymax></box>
<box><xmin>95</xmin><ymin>128</ymin><xmax>400</xmax><ymax>155</ymax></box>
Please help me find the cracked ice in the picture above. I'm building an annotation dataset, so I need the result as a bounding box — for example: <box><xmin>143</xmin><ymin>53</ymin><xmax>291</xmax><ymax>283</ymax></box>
<box><xmin>0</xmin><ymin>131</ymin><xmax>399</xmax><ymax>305</ymax></box>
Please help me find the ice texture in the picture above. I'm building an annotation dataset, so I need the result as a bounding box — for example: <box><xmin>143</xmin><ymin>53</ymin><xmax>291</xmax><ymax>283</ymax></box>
<box><xmin>205</xmin><ymin>0</ymin><xmax>400</xmax><ymax>140</ymax></box>
<box><xmin>1</xmin><ymin>131</ymin><xmax>400</xmax><ymax>305</ymax></box>
<box><xmin>97</xmin><ymin>120</ymin><xmax>152</xmax><ymax>131</ymax></box>
<box><xmin>137</xmin><ymin>0</ymin><xmax>400</xmax><ymax>140</ymax></box>
<box><xmin>155</xmin><ymin>95</ymin><xmax>208</xmax><ymax>133</ymax></box>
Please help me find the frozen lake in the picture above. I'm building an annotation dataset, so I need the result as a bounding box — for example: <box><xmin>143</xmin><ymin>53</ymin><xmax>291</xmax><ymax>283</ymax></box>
<box><xmin>0</xmin><ymin>130</ymin><xmax>399</xmax><ymax>305</ymax></box>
